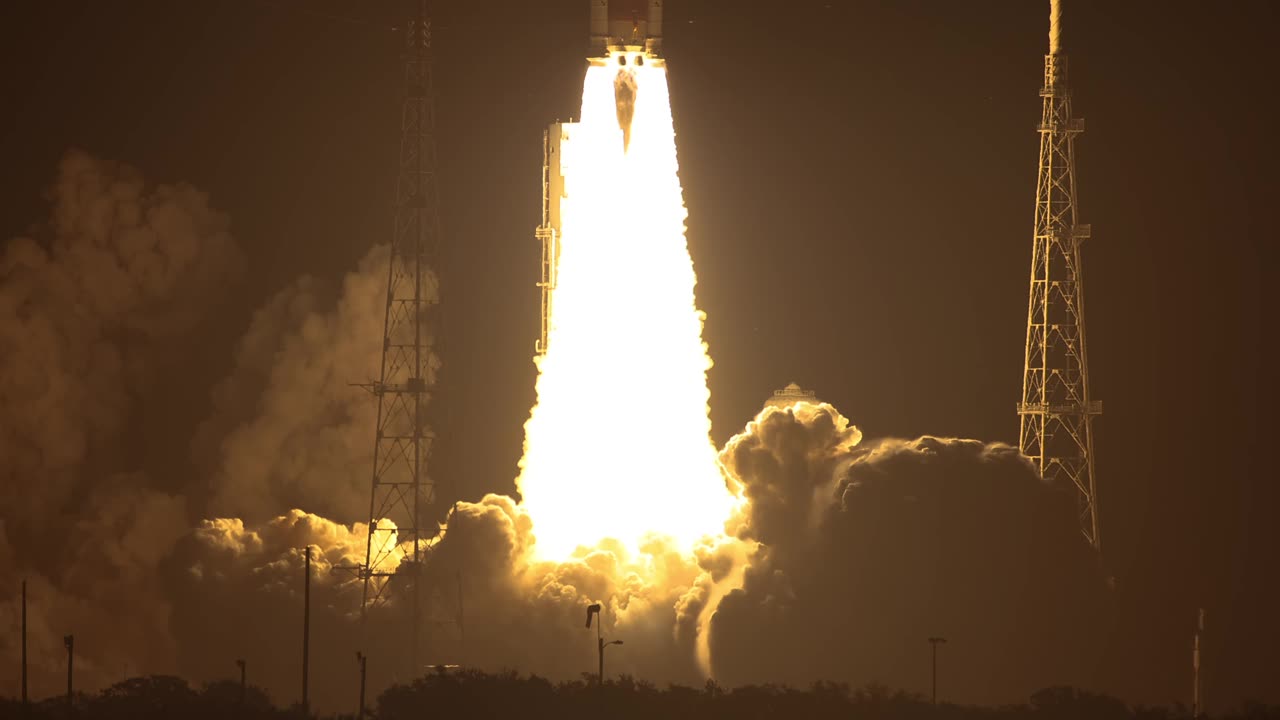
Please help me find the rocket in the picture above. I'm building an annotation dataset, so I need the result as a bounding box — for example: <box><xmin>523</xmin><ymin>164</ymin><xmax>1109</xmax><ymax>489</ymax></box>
<box><xmin>590</xmin><ymin>0</ymin><xmax>663</xmax><ymax>59</ymax></box>
<box><xmin>588</xmin><ymin>1</ymin><xmax>664</xmax><ymax>152</ymax></box>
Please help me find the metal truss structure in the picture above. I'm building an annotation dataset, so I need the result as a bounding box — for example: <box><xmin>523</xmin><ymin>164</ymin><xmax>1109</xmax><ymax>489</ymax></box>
<box><xmin>357</xmin><ymin>0</ymin><xmax>443</xmax><ymax>672</ymax></box>
<box><xmin>1018</xmin><ymin>2</ymin><xmax>1104</xmax><ymax>550</ymax></box>
<box><xmin>535</xmin><ymin>127</ymin><xmax>559</xmax><ymax>356</ymax></box>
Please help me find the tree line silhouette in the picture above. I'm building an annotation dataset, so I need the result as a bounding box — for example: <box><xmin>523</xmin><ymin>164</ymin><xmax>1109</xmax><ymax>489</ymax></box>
<box><xmin>3</xmin><ymin>669</ymin><xmax>1278</xmax><ymax>719</ymax></box>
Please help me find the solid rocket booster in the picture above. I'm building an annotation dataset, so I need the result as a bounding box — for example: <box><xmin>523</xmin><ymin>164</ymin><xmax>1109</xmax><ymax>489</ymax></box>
<box><xmin>589</xmin><ymin>1</ymin><xmax>664</xmax><ymax>152</ymax></box>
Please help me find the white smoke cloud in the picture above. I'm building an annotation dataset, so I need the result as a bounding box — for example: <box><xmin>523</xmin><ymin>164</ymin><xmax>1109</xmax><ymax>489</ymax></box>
<box><xmin>196</xmin><ymin>244</ymin><xmax>424</xmax><ymax>524</ymax></box>
<box><xmin>707</xmin><ymin>403</ymin><xmax>1110</xmax><ymax>704</ymax></box>
<box><xmin>0</xmin><ymin>150</ymin><xmax>242</xmax><ymax>539</ymax></box>
<box><xmin>0</xmin><ymin>150</ymin><xmax>242</xmax><ymax>699</ymax></box>
<box><xmin>0</xmin><ymin>151</ymin><xmax>1114</xmax><ymax>712</ymax></box>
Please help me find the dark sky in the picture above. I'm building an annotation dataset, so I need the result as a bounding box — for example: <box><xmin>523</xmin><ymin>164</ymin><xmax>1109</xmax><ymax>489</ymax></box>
<box><xmin>1</xmin><ymin>0</ymin><xmax>1276</xmax><ymax>707</ymax></box>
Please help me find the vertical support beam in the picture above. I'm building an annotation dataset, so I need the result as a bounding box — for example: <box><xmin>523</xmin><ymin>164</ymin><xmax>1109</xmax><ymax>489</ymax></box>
<box><xmin>302</xmin><ymin>546</ymin><xmax>311</xmax><ymax>716</ymax></box>
<box><xmin>356</xmin><ymin>652</ymin><xmax>368</xmax><ymax>720</ymax></box>
<box><xmin>21</xmin><ymin>580</ymin><xmax>27</xmax><ymax>707</ymax></box>
<box><xmin>931</xmin><ymin>642</ymin><xmax>937</xmax><ymax>705</ymax></box>
<box><xmin>455</xmin><ymin>571</ymin><xmax>466</xmax><ymax>664</ymax></box>
<box><xmin>64</xmin><ymin>634</ymin><xmax>74</xmax><ymax>705</ymax></box>
<box><xmin>1193</xmin><ymin>608</ymin><xmax>1205</xmax><ymax>717</ymax></box>
<box><xmin>928</xmin><ymin>637</ymin><xmax>946</xmax><ymax>706</ymax></box>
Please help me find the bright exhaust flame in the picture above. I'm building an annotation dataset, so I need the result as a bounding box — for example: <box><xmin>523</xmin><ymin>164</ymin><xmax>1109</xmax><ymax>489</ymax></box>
<box><xmin>517</xmin><ymin>57</ymin><xmax>735</xmax><ymax>560</ymax></box>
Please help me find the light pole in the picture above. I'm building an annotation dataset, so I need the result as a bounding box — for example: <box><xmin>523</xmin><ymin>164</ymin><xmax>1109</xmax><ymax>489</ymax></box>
<box><xmin>585</xmin><ymin>603</ymin><xmax>623</xmax><ymax>686</ymax></box>
<box><xmin>928</xmin><ymin>637</ymin><xmax>947</xmax><ymax>706</ymax></box>
<box><xmin>21</xmin><ymin>580</ymin><xmax>27</xmax><ymax>708</ymax></box>
<box><xmin>64</xmin><ymin>634</ymin><xmax>74</xmax><ymax>705</ymax></box>
<box><xmin>1193</xmin><ymin>608</ymin><xmax>1205</xmax><ymax>718</ymax></box>
<box><xmin>302</xmin><ymin>546</ymin><xmax>311</xmax><ymax>716</ymax></box>
<box><xmin>236</xmin><ymin>659</ymin><xmax>246</xmax><ymax>707</ymax></box>
<box><xmin>356</xmin><ymin>652</ymin><xmax>368</xmax><ymax>720</ymax></box>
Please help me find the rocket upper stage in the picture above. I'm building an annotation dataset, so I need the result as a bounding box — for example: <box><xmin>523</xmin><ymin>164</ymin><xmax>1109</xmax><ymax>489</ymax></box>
<box><xmin>590</xmin><ymin>0</ymin><xmax>663</xmax><ymax>58</ymax></box>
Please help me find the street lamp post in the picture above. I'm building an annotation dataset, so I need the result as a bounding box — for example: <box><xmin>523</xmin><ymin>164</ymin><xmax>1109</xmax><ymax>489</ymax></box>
<box><xmin>21</xmin><ymin>580</ymin><xmax>27</xmax><ymax>707</ymax></box>
<box><xmin>356</xmin><ymin>652</ymin><xmax>368</xmax><ymax>720</ymax></box>
<box><xmin>585</xmin><ymin>603</ymin><xmax>623</xmax><ymax>686</ymax></box>
<box><xmin>302</xmin><ymin>546</ymin><xmax>311</xmax><ymax>716</ymax></box>
<box><xmin>928</xmin><ymin>637</ymin><xmax>947</xmax><ymax>706</ymax></box>
<box><xmin>64</xmin><ymin>634</ymin><xmax>74</xmax><ymax>705</ymax></box>
<box><xmin>236</xmin><ymin>659</ymin><xmax>246</xmax><ymax>706</ymax></box>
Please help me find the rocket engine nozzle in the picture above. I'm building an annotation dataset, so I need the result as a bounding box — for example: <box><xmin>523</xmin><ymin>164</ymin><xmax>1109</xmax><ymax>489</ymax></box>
<box><xmin>614</xmin><ymin>69</ymin><xmax>639</xmax><ymax>152</ymax></box>
<box><xmin>590</xmin><ymin>0</ymin><xmax>664</xmax><ymax>57</ymax></box>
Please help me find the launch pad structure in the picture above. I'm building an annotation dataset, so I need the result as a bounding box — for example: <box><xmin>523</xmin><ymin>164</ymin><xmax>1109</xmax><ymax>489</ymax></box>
<box><xmin>1017</xmin><ymin>0</ymin><xmax>1103</xmax><ymax>550</ymax></box>
<box><xmin>535</xmin><ymin>124</ymin><xmax>568</xmax><ymax>356</ymax></box>
<box><xmin>352</xmin><ymin>0</ymin><xmax>446</xmax><ymax>675</ymax></box>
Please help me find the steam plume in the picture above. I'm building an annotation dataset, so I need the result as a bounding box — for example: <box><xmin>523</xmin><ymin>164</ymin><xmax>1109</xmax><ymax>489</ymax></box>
<box><xmin>1</xmin><ymin>152</ymin><xmax>1112</xmax><ymax>711</ymax></box>
<box><xmin>0</xmin><ymin>150</ymin><xmax>242</xmax><ymax>698</ymax></box>
<box><xmin>708</xmin><ymin>403</ymin><xmax>1109</xmax><ymax>703</ymax></box>
<box><xmin>197</xmin><ymin>244</ymin><xmax>421</xmax><ymax>523</ymax></box>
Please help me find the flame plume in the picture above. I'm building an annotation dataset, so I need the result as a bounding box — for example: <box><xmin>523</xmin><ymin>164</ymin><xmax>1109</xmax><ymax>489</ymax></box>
<box><xmin>516</xmin><ymin>60</ymin><xmax>734</xmax><ymax>560</ymax></box>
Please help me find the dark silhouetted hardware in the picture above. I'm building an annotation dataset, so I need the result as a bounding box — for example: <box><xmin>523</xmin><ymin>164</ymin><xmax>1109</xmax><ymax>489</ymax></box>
<box><xmin>928</xmin><ymin>636</ymin><xmax>947</xmax><ymax>705</ymax></box>
<box><xmin>1194</xmin><ymin>608</ymin><xmax>1206</xmax><ymax>717</ymax></box>
<box><xmin>586</xmin><ymin>602</ymin><xmax>623</xmax><ymax>685</ymax></box>
<box><xmin>302</xmin><ymin>545</ymin><xmax>311</xmax><ymax>716</ymax></box>
<box><xmin>63</xmin><ymin>634</ymin><xmax>74</xmax><ymax>704</ymax></box>
<box><xmin>356</xmin><ymin>651</ymin><xmax>368</xmax><ymax>720</ymax></box>
<box><xmin>21</xmin><ymin>580</ymin><xmax>27</xmax><ymax>707</ymax></box>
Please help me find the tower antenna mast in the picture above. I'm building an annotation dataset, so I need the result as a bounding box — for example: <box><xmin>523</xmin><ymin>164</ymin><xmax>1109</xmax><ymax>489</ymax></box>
<box><xmin>356</xmin><ymin>0</ymin><xmax>445</xmax><ymax>675</ymax></box>
<box><xmin>1018</xmin><ymin>0</ymin><xmax>1104</xmax><ymax>549</ymax></box>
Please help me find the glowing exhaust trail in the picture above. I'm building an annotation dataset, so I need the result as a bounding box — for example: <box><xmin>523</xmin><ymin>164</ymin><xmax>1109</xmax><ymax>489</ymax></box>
<box><xmin>517</xmin><ymin>55</ymin><xmax>734</xmax><ymax>560</ymax></box>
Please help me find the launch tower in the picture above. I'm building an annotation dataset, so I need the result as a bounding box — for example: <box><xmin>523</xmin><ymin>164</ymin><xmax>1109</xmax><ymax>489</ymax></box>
<box><xmin>356</xmin><ymin>0</ymin><xmax>444</xmax><ymax>672</ymax></box>
<box><xmin>535</xmin><ymin>123</ymin><xmax>570</xmax><ymax>356</ymax></box>
<box><xmin>1017</xmin><ymin>0</ymin><xmax>1103</xmax><ymax>549</ymax></box>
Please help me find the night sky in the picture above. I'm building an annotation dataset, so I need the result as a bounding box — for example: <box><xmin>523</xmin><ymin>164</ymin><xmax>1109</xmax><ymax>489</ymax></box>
<box><xmin>1</xmin><ymin>0</ymin><xmax>1276</xmax><ymax>707</ymax></box>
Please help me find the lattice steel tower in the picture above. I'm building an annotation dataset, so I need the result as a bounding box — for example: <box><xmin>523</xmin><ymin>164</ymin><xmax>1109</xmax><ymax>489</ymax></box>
<box><xmin>1018</xmin><ymin>0</ymin><xmax>1103</xmax><ymax>549</ymax></box>
<box><xmin>357</xmin><ymin>0</ymin><xmax>444</xmax><ymax>672</ymax></box>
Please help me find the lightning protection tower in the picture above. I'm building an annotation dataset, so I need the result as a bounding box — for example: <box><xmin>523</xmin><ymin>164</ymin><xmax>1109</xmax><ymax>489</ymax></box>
<box><xmin>1018</xmin><ymin>0</ymin><xmax>1103</xmax><ymax>550</ymax></box>
<box><xmin>357</xmin><ymin>0</ymin><xmax>444</xmax><ymax>674</ymax></box>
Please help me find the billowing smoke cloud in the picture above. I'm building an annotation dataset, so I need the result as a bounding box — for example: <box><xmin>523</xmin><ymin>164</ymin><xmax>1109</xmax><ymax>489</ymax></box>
<box><xmin>419</xmin><ymin>494</ymin><xmax>708</xmax><ymax>685</ymax></box>
<box><xmin>709</xmin><ymin>403</ymin><xmax>1109</xmax><ymax>704</ymax></box>
<box><xmin>0</xmin><ymin>151</ymin><xmax>243</xmax><ymax>698</ymax></box>
<box><xmin>1</xmin><ymin>152</ymin><xmax>1110</xmax><ymax>711</ymax></box>
<box><xmin>194</xmin><ymin>244</ymin><xmax>418</xmax><ymax>524</ymax></box>
<box><xmin>161</xmin><ymin>511</ymin><xmax>370</xmax><ymax>709</ymax></box>
<box><xmin>0</xmin><ymin>488</ymin><xmax>188</xmax><ymax>698</ymax></box>
<box><xmin>159</xmin><ymin>495</ymin><xmax>712</xmax><ymax>709</ymax></box>
<box><xmin>164</xmin><ymin>401</ymin><xmax>1107</xmax><ymax>710</ymax></box>
<box><xmin>0</xmin><ymin>150</ymin><xmax>241</xmax><ymax>544</ymax></box>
